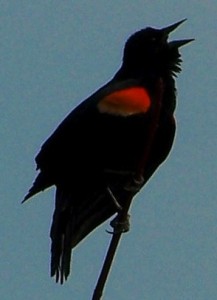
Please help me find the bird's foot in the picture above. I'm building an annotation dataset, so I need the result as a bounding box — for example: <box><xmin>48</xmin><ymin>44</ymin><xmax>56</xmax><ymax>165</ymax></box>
<box><xmin>107</xmin><ymin>213</ymin><xmax>130</xmax><ymax>234</ymax></box>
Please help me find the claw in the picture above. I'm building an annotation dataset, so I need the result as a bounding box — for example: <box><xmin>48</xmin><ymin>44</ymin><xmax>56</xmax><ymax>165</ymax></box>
<box><xmin>109</xmin><ymin>213</ymin><xmax>130</xmax><ymax>234</ymax></box>
<box><xmin>106</xmin><ymin>229</ymin><xmax>114</xmax><ymax>234</ymax></box>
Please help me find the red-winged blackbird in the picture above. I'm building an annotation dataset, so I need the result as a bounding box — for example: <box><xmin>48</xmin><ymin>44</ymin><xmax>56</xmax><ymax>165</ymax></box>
<box><xmin>23</xmin><ymin>19</ymin><xmax>193</xmax><ymax>284</ymax></box>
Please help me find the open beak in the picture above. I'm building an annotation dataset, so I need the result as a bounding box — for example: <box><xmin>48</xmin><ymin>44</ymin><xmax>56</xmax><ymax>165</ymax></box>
<box><xmin>161</xmin><ymin>19</ymin><xmax>194</xmax><ymax>48</ymax></box>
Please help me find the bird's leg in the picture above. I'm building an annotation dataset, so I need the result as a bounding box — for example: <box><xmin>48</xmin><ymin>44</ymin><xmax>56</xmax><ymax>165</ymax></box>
<box><xmin>106</xmin><ymin>186</ymin><xmax>130</xmax><ymax>234</ymax></box>
<box><xmin>106</xmin><ymin>187</ymin><xmax>122</xmax><ymax>211</ymax></box>
<box><xmin>124</xmin><ymin>174</ymin><xmax>144</xmax><ymax>193</ymax></box>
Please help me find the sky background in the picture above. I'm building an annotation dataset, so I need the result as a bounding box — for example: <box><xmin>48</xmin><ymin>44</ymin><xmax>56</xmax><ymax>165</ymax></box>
<box><xmin>1</xmin><ymin>1</ymin><xmax>217</xmax><ymax>299</ymax></box>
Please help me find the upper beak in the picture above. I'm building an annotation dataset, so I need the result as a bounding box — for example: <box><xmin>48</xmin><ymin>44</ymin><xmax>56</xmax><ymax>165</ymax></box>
<box><xmin>162</xmin><ymin>19</ymin><xmax>187</xmax><ymax>35</ymax></box>
<box><xmin>161</xmin><ymin>19</ymin><xmax>194</xmax><ymax>48</ymax></box>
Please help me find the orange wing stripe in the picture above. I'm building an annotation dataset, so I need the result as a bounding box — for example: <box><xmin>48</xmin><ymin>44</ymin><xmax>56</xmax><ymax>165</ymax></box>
<box><xmin>98</xmin><ymin>87</ymin><xmax>151</xmax><ymax>116</ymax></box>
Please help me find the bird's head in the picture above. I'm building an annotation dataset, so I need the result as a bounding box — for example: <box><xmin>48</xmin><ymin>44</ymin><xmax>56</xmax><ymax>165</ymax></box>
<box><xmin>122</xmin><ymin>19</ymin><xmax>193</xmax><ymax>78</ymax></box>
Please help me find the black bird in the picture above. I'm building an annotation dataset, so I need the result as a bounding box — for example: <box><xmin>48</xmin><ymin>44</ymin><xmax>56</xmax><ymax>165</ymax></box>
<box><xmin>23</xmin><ymin>19</ymin><xmax>193</xmax><ymax>284</ymax></box>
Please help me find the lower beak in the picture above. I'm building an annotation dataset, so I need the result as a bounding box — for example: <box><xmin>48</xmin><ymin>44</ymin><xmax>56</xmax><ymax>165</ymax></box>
<box><xmin>168</xmin><ymin>39</ymin><xmax>194</xmax><ymax>48</ymax></box>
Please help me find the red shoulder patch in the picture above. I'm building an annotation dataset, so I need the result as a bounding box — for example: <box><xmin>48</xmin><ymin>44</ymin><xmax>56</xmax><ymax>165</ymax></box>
<box><xmin>97</xmin><ymin>87</ymin><xmax>151</xmax><ymax>116</ymax></box>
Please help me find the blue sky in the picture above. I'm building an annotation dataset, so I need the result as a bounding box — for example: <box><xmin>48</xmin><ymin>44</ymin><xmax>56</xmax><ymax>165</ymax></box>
<box><xmin>1</xmin><ymin>1</ymin><xmax>217</xmax><ymax>299</ymax></box>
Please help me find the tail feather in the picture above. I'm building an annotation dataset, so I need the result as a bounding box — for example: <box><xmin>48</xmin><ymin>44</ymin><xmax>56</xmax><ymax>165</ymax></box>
<box><xmin>60</xmin><ymin>223</ymin><xmax>74</xmax><ymax>283</ymax></box>
<box><xmin>50</xmin><ymin>221</ymin><xmax>73</xmax><ymax>284</ymax></box>
<box><xmin>50</xmin><ymin>187</ymin><xmax>75</xmax><ymax>284</ymax></box>
<box><xmin>50</xmin><ymin>185</ymin><xmax>119</xmax><ymax>283</ymax></box>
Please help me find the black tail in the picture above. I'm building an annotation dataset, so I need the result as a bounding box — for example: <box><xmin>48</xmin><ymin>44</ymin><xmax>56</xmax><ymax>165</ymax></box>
<box><xmin>50</xmin><ymin>187</ymin><xmax>75</xmax><ymax>284</ymax></box>
<box><xmin>49</xmin><ymin>185</ymin><xmax>119</xmax><ymax>283</ymax></box>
